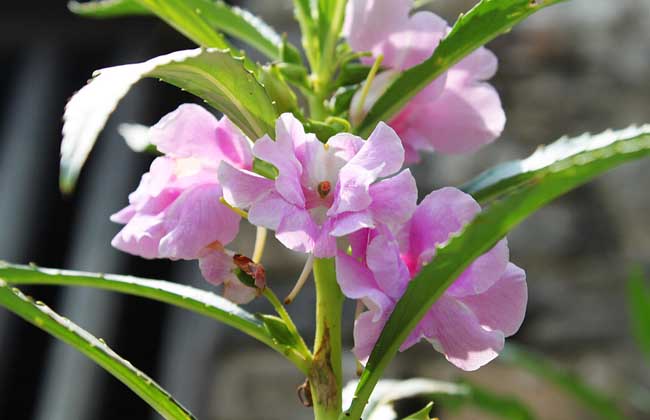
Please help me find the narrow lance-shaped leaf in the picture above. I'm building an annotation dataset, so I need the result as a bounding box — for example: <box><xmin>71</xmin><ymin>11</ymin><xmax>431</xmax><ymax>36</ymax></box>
<box><xmin>626</xmin><ymin>267</ymin><xmax>650</xmax><ymax>363</ymax></box>
<box><xmin>343</xmin><ymin>125</ymin><xmax>650</xmax><ymax>420</ymax></box>
<box><xmin>60</xmin><ymin>48</ymin><xmax>277</xmax><ymax>192</ymax></box>
<box><xmin>69</xmin><ymin>0</ymin><xmax>289</xmax><ymax>60</ymax></box>
<box><xmin>355</xmin><ymin>0</ymin><xmax>567</xmax><ymax>137</ymax></box>
<box><xmin>501</xmin><ymin>344</ymin><xmax>624</xmax><ymax>420</ymax></box>
<box><xmin>0</xmin><ymin>280</ymin><xmax>195</xmax><ymax>420</ymax></box>
<box><xmin>0</xmin><ymin>262</ymin><xmax>309</xmax><ymax>374</ymax></box>
<box><xmin>343</xmin><ymin>378</ymin><xmax>533</xmax><ymax>420</ymax></box>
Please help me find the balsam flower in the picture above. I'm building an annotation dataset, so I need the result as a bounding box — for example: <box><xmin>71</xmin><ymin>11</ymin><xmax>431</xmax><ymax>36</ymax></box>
<box><xmin>111</xmin><ymin>104</ymin><xmax>258</xmax><ymax>303</ymax></box>
<box><xmin>218</xmin><ymin>113</ymin><xmax>417</xmax><ymax>257</ymax></box>
<box><xmin>345</xmin><ymin>0</ymin><xmax>506</xmax><ymax>163</ymax></box>
<box><xmin>336</xmin><ymin>188</ymin><xmax>527</xmax><ymax>370</ymax></box>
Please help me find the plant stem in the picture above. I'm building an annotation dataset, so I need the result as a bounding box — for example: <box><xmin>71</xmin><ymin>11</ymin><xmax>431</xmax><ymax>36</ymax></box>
<box><xmin>309</xmin><ymin>258</ymin><xmax>344</xmax><ymax>420</ymax></box>
<box><xmin>262</xmin><ymin>288</ymin><xmax>312</xmax><ymax>361</ymax></box>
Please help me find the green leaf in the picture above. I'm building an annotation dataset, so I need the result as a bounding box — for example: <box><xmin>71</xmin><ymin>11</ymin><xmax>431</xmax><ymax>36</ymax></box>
<box><xmin>355</xmin><ymin>0</ymin><xmax>566</xmax><ymax>137</ymax></box>
<box><xmin>500</xmin><ymin>344</ymin><xmax>624</xmax><ymax>420</ymax></box>
<box><xmin>0</xmin><ymin>280</ymin><xmax>195</xmax><ymax>420</ymax></box>
<box><xmin>68</xmin><ymin>0</ymin><xmax>149</xmax><ymax>17</ymax></box>
<box><xmin>343</xmin><ymin>125</ymin><xmax>650</xmax><ymax>420</ymax></box>
<box><xmin>60</xmin><ymin>48</ymin><xmax>277</xmax><ymax>192</ymax></box>
<box><xmin>0</xmin><ymin>262</ymin><xmax>309</xmax><ymax>374</ymax></box>
<box><xmin>627</xmin><ymin>267</ymin><xmax>650</xmax><ymax>363</ymax></box>
<box><xmin>70</xmin><ymin>0</ymin><xmax>289</xmax><ymax>60</ymax></box>
<box><xmin>256</xmin><ymin>314</ymin><xmax>299</xmax><ymax>348</ymax></box>
<box><xmin>343</xmin><ymin>378</ymin><xmax>533</xmax><ymax>420</ymax></box>
<box><xmin>402</xmin><ymin>402</ymin><xmax>433</xmax><ymax>420</ymax></box>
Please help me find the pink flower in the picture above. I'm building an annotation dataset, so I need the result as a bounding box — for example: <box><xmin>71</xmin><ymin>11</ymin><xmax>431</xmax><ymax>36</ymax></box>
<box><xmin>111</xmin><ymin>104</ymin><xmax>258</xmax><ymax>303</ymax></box>
<box><xmin>345</xmin><ymin>0</ymin><xmax>506</xmax><ymax>163</ymax></box>
<box><xmin>336</xmin><ymin>188</ymin><xmax>527</xmax><ymax>371</ymax></box>
<box><xmin>219</xmin><ymin>113</ymin><xmax>417</xmax><ymax>257</ymax></box>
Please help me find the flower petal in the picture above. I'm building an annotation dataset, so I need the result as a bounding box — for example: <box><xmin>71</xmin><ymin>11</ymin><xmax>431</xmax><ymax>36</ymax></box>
<box><xmin>214</xmin><ymin>116</ymin><xmax>254</xmax><ymax>169</ymax></box>
<box><xmin>330</xmin><ymin>211</ymin><xmax>375</xmax><ymax>237</ymax></box>
<box><xmin>346</xmin><ymin>122</ymin><xmax>404</xmax><ymax>178</ymax></box>
<box><xmin>353</xmin><ymin>310</ymin><xmax>387</xmax><ymax>364</ymax></box>
<box><xmin>369</xmin><ymin>169</ymin><xmax>417</xmax><ymax>229</ymax></box>
<box><xmin>218</xmin><ymin>162</ymin><xmax>274</xmax><ymax>209</ymax></box>
<box><xmin>159</xmin><ymin>184</ymin><xmax>240</xmax><ymax>260</ymax></box>
<box><xmin>198</xmin><ymin>248</ymin><xmax>234</xmax><ymax>286</ymax></box>
<box><xmin>366</xmin><ymin>229</ymin><xmax>410</xmax><ymax>299</ymax></box>
<box><xmin>248</xmin><ymin>191</ymin><xmax>294</xmax><ymax>230</ymax></box>
<box><xmin>253</xmin><ymin>113</ymin><xmax>306</xmax><ymax>206</ymax></box>
<box><xmin>223</xmin><ymin>278</ymin><xmax>257</xmax><ymax>304</ymax></box>
<box><xmin>111</xmin><ymin>214</ymin><xmax>166</xmax><ymax>259</ymax></box>
<box><xmin>336</xmin><ymin>253</ymin><xmax>393</xmax><ymax>318</ymax></box>
<box><xmin>275</xmin><ymin>207</ymin><xmax>317</xmax><ymax>254</ymax></box>
<box><xmin>149</xmin><ymin>104</ymin><xmax>221</xmax><ymax>160</ymax></box>
<box><xmin>417</xmin><ymin>296</ymin><xmax>505</xmax><ymax>371</ymax></box>
<box><xmin>460</xmin><ymin>263</ymin><xmax>527</xmax><ymax>337</ymax></box>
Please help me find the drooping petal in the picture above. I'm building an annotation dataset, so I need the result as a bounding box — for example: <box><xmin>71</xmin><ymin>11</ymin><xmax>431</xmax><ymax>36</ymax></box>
<box><xmin>218</xmin><ymin>162</ymin><xmax>274</xmax><ymax>209</ymax></box>
<box><xmin>248</xmin><ymin>190</ymin><xmax>295</xmax><ymax>231</ymax></box>
<box><xmin>198</xmin><ymin>247</ymin><xmax>235</xmax><ymax>286</ymax></box>
<box><xmin>149</xmin><ymin>104</ymin><xmax>221</xmax><ymax>160</ymax></box>
<box><xmin>368</xmin><ymin>169</ymin><xmax>417</xmax><ymax>229</ymax></box>
<box><xmin>158</xmin><ymin>184</ymin><xmax>240</xmax><ymax>260</ymax></box>
<box><xmin>330</xmin><ymin>211</ymin><xmax>375</xmax><ymax>237</ymax></box>
<box><xmin>366</xmin><ymin>228</ymin><xmax>410</xmax><ymax>299</ymax></box>
<box><xmin>404</xmin><ymin>187</ymin><xmax>481</xmax><ymax>270</ymax></box>
<box><xmin>336</xmin><ymin>253</ymin><xmax>393</xmax><ymax>318</ymax></box>
<box><xmin>223</xmin><ymin>278</ymin><xmax>257</xmax><ymax>304</ymax></box>
<box><xmin>418</xmin><ymin>296</ymin><xmax>505</xmax><ymax>371</ymax></box>
<box><xmin>111</xmin><ymin>214</ymin><xmax>166</xmax><ymax>259</ymax></box>
<box><xmin>460</xmin><ymin>263</ymin><xmax>527</xmax><ymax>337</ymax></box>
<box><xmin>353</xmin><ymin>310</ymin><xmax>387</xmax><ymax>364</ymax></box>
<box><xmin>447</xmin><ymin>239</ymin><xmax>509</xmax><ymax>297</ymax></box>
<box><xmin>275</xmin><ymin>207</ymin><xmax>318</xmax><ymax>253</ymax></box>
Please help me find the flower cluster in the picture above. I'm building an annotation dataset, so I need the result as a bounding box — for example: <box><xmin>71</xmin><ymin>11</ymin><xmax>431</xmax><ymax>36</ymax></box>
<box><xmin>346</xmin><ymin>0</ymin><xmax>505</xmax><ymax>162</ymax></box>
<box><xmin>111</xmin><ymin>0</ymin><xmax>525</xmax><ymax>371</ymax></box>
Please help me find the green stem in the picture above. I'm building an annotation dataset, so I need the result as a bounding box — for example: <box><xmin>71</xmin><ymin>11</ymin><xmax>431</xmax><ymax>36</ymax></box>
<box><xmin>262</xmin><ymin>288</ymin><xmax>312</xmax><ymax>361</ymax></box>
<box><xmin>309</xmin><ymin>258</ymin><xmax>344</xmax><ymax>420</ymax></box>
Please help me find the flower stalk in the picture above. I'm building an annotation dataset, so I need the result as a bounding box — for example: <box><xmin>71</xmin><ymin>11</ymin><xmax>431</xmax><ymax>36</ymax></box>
<box><xmin>309</xmin><ymin>258</ymin><xmax>344</xmax><ymax>420</ymax></box>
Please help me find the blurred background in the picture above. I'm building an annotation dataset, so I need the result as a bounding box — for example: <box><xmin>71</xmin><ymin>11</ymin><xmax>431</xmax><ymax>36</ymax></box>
<box><xmin>0</xmin><ymin>0</ymin><xmax>649</xmax><ymax>419</ymax></box>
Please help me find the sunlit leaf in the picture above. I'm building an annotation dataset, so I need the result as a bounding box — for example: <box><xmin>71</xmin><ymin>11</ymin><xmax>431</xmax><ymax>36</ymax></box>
<box><xmin>60</xmin><ymin>48</ymin><xmax>276</xmax><ymax>192</ymax></box>
<box><xmin>626</xmin><ymin>267</ymin><xmax>650</xmax><ymax>363</ymax></box>
<box><xmin>0</xmin><ymin>262</ymin><xmax>309</xmax><ymax>374</ymax></box>
<box><xmin>343</xmin><ymin>125</ymin><xmax>650</xmax><ymax>420</ymax></box>
<box><xmin>0</xmin><ymin>280</ymin><xmax>195</xmax><ymax>420</ymax></box>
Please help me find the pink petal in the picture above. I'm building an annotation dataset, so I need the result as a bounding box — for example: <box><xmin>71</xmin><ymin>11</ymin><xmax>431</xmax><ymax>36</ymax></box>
<box><xmin>149</xmin><ymin>104</ymin><xmax>221</xmax><ymax>160</ymax></box>
<box><xmin>336</xmin><ymin>253</ymin><xmax>393</xmax><ymax>318</ymax></box>
<box><xmin>366</xmin><ymin>229</ymin><xmax>410</xmax><ymax>299</ymax></box>
<box><xmin>353</xmin><ymin>310</ymin><xmax>387</xmax><ymax>364</ymax></box>
<box><xmin>248</xmin><ymin>191</ymin><xmax>294</xmax><ymax>231</ymax></box>
<box><xmin>346</xmin><ymin>122</ymin><xmax>404</xmax><ymax>178</ymax></box>
<box><xmin>159</xmin><ymin>184</ymin><xmax>240</xmax><ymax>260</ymax></box>
<box><xmin>328</xmin><ymin>165</ymin><xmax>381</xmax><ymax>216</ymax></box>
<box><xmin>223</xmin><ymin>278</ymin><xmax>257</xmax><ymax>304</ymax></box>
<box><xmin>404</xmin><ymin>187</ymin><xmax>481</xmax><ymax>267</ymax></box>
<box><xmin>218</xmin><ymin>162</ymin><xmax>274</xmax><ymax>209</ymax></box>
<box><xmin>418</xmin><ymin>296</ymin><xmax>505</xmax><ymax>371</ymax></box>
<box><xmin>253</xmin><ymin>131</ymin><xmax>305</xmax><ymax>206</ymax></box>
<box><xmin>343</xmin><ymin>0</ymin><xmax>412</xmax><ymax>58</ymax></box>
<box><xmin>111</xmin><ymin>214</ymin><xmax>166</xmax><ymax>259</ymax></box>
<box><xmin>369</xmin><ymin>169</ymin><xmax>417</xmax><ymax>229</ymax></box>
<box><xmin>447</xmin><ymin>239</ymin><xmax>509</xmax><ymax>297</ymax></box>
<box><xmin>275</xmin><ymin>207</ymin><xmax>318</xmax><ymax>254</ymax></box>
<box><xmin>110</xmin><ymin>205</ymin><xmax>136</xmax><ymax>224</ymax></box>
<box><xmin>460</xmin><ymin>263</ymin><xmax>527</xmax><ymax>337</ymax></box>
<box><xmin>214</xmin><ymin>116</ymin><xmax>254</xmax><ymax>169</ymax></box>
<box><xmin>330</xmin><ymin>211</ymin><xmax>375</xmax><ymax>237</ymax></box>
<box><xmin>327</xmin><ymin>133</ymin><xmax>365</xmax><ymax>161</ymax></box>
<box><xmin>313</xmin><ymin>219</ymin><xmax>338</xmax><ymax>258</ymax></box>
<box><xmin>198</xmin><ymin>248</ymin><xmax>235</xmax><ymax>286</ymax></box>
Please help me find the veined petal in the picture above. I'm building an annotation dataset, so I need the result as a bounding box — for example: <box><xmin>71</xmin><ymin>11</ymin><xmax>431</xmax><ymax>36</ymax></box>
<box><xmin>345</xmin><ymin>122</ymin><xmax>404</xmax><ymax>178</ymax></box>
<box><xmin>460</xmin><ymin>263</ymin><xmax>527</xmax><ymax>337</ymax></box>
<box><xmin>254</xmin><ymin>132</ymin><xmax>305</xmax><ymax>207</ymax></box>
<box><xmin>336</xmin><ymin>253</ymin><xmax>393</xmax><ymax>318</ymax></box>
<box><xmin>248</xmin><ymin>191</ymin><xmax>294</xmax><ymax>230</ymax></box>
<box><xmin>218</xmin><ymin>162</ymin><xmax>274</xmax><ymax>208</ymax></box>
<box><xmin>149</xmin><ymin>104</ymin><xmax>221</xmax><ymax>160</ymax></box>
<box><xmin>366</xmin><ymin>229</ymin><xmax>410</xmax><ymax>299</ymax></box>
<box><xmin>353</xmin><ymin>310</ymin><xmax>387</xmax><ymax>364</ymax></box>
<box><xmin>111</xmin><ymin>214</ymin><xmax>166</xmax><ymax>259</ymax></box>
<box><xmin>159</xmin><ymin>184</ymin><xmax>240</xmax><ymax>260</ymax></box>
<box><xmin>369</xmin><ymin>169</ymin><xmax>417</xmax><ymax>229</ymax></box>
<box><xmin>275</xmin><ymin>207</ymin><xmax>317</xmax><ymax>253</ymax></box>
